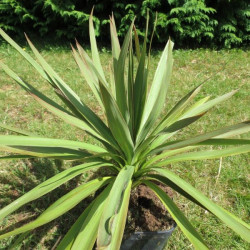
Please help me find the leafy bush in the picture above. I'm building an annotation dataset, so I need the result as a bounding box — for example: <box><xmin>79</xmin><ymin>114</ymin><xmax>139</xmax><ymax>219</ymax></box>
<box><xmin>0</xmin><ymin>13</ymin><xmax>250</xmax><ymax>249</ymax></box>
<box><xmin>210</xmin><ymin>0</ymin><xmax>250</xmax><ymax>48</ymax></box>
<box><xmin>0</xmin><ymin>0</ymin><xmax>249</xmax><ymax>47</ymax></box>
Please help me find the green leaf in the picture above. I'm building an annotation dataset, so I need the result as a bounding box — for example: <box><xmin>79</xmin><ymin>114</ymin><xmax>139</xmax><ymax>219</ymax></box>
<box><xmin>0</xmin><ymin>177</ymin><xmax>112</xmax><ymax>240</ymax></box>
<box><xmin>181</xmin><ymin>90</ymin><xmax>237</xmax><ymax>119</ymax></box>
<box><xmin>0</xmin><ymin>61</ymin><xmax>70</xmax><ymax>115</ymax></box>
<box><xmin>152</xmin><ymin>82</ymin><xmax>204</xmax><ymax>135</ymax></box>
<box><xmin>0</xmin><ymin>28</ymin><xmax>48</xmax><ymax>80</ymax></box>
<box><xmin>127</xmin><ymin>40</ymin><xmax>134</xmax><ymax>135</ymax></box>
<box><xmin>152</xmin><ymin>121</ymin><xmax>250</xmax><ymax>154</ymax></box>
<box><xmin>137</xmin><ymin>39</ymin><xmax>174</xmax><ymax>145</ymax></box>
<box><xmin>152</xmin><ymin>168</ymin><xmax>250</xmax><ymax>242</ymax></box>
<box><xmin>99</xmin><ymin>83</ymin><xmax>134</xmax><ymax>163</ymax></box>
<box><xmin>0</xmin><ymin>135</ymin><xmax>106</xmax><ymax>152</ymax></box>
<box><xmin>97</xmin><ymin>165</ymin><xmax>134</xmax><ymax>249</ymax></box>
<box><xmin>134</xmin><ymin>113</ymin><xmax>205</xmax><ymax>164</ymax></box>
<box><xmin>143</xmin><ymin>180</ymin><xmax>208</xmax><ymax>249</ymax></box>
<box><xmin>0</xmin><ymin>61</ymin><xmax>110</xmax><ymax>145</ymax></box>
<box><xmin>0</xmin><ymin>161</ymin><xmax>111</xmax><ymax>221</ymax></box>
<box><xmin>25</xmin><ymin>36</ymin><xmax>117</xmax><ymax>149</ymax></box>
<box><xmin>58</xmin><ymin>184</ymin><xmax>112</xmax><ymax>250</ymax></box>
<box><xmin>110</xmin><ymin>13</ymin><xmax>120</xmax><ymax>60</ymax></box>
<box><xmin>133</xmin><ymin>26</ymin><xmax>140</xmax><ymax>61</ymax></box>
<box><xmin>114</xmin><ymin>21</ymin><xmax>134</xmax><ymax>120</ymax></box>
<box><xmin>133</xmin><ymin>17</ymin><xmax>149</xmax><ymax>137</ymax></box>
<box><xmin>89</xmin><ymin>9</ymin><xmax>106</xmax><ymax>82</ymax></box>
<box><xmin>0</xmin><ymin>122</ymin><xmax>36</xmax><ymax>136</ymax></box>
<box><xmin>56</xmin><ymin>201</ymin><xmax>95</xmax><ymax>250</ymax></box>
<box><xmin>0</xmin><ymin>135</ymin><xmax>106</xmax><ymax>159</ymax></box>
<box><xmin>143</xmin><ymin>139</ymin><xmax>250</xmax><ymax>168</ymax></box>
<box><xmin>71</xmin><ymin>46</ymin><xmax>104</xmax><ymax>110</ymax></box>
<box><xmin>155</xmin><ymin>145</ymin><xmax>250</xmax><ymax>166</ymax></box>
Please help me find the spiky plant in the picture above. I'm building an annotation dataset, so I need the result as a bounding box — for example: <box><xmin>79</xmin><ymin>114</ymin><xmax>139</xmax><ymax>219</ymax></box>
<box><xmin>0</xmin><ymin>12</ymin><xmax>249</xmax><ymax>249</ymax></box>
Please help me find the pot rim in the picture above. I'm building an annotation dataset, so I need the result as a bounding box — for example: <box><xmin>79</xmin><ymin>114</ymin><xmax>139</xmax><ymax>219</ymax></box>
<box><xmin>130</xmin><ymin>222</ymin><xmax>177</xmax><ymax>236</ymax></box>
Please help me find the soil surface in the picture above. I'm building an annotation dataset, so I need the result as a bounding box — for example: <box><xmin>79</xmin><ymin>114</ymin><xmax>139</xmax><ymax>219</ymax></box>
<box><xmin>125</xmin><ymin>183</ymin><xmax>175</xmax><ymax>235</ymax></box>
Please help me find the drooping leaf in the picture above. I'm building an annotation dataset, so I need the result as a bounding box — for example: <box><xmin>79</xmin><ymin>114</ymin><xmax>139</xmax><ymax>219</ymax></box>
<box><xmin>0</xmin><ymin>122</ymin><xmax>37</xmax><ymax>136</ymax></box>
<box><xmin>0</xmin><ymin>135</ymin><xmax>106</xmax><ymax>160</ymax></box>
<box><xmin>152</xmin><ymin>168</ymin><xmax>250</xmax><ymax>242</ymax></box>
<box><xmin>58</xmin><ymin>184</ymin><xmax>112</xmax><ymax>250</ymax></box>
<box><xmin>144</xmin><ymin>181</ymin><xmax>208</xmax><ymax>249</ymax></box>
<box><xmin>0</xmin><ymin>177</ymin><xmax>112</xmax><ymax>240</ymax></box>
<box><xmin>0</xmin><ymin>161</ymin><xmax>112</xmax><ymax>221</ymax></box>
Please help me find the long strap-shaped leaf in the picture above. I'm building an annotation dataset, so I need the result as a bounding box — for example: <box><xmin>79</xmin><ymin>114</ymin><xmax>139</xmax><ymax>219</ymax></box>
<box><xmin>23</xmin><ymin>35</ymin><xmax>117</xmax><ymax>149</ymax></box>
<box><xmin>89</xmin><ymin>9</ymin><xmax>106</xmax><ymax>82</ymax></box>
<box><xmin>71</xmin><ymin>184</ymin><xmax>112</xmax><ymax>250</ymax></box>
<box><xmin>143</xmin><ymin>139</ymin><xmax>250</xmax><ymax>168</ymax></box>
<box><xmin>56</xmin><ymin>184</ymin><xmax>112</xmax><ymax>250</ymax></box>
<box><xmin>0</xmin><ymin>28</ymin><xmax>48</xmax><ymax>80</ymax></box>
<box><xmin>97</xmin><ymin>165</ymin><xmax>134</xmax><ymax>250</ymax></box>
<box><xmin>136</xmin><ymin>39</ymin><xmax>174</xmax><ymax>145</ymax></box>
<box><xmin>132</xmin><ymin>17</ymin><xmax>149</xmax><ymax>137</ymax></box>
<box><xmin>181</xmin><ymin>89</ymin><xmax>237</xmax><ymax>119</ymax></box>
<box><xmin>0</xmin><ymin>61</ymin><xmax>70</xmax><ymax>115</ymax></box>
<box><xmin>99</xmin><ymin>83</ymin><xmax>134</xmax><ymax>163</ymax></box>
<box><xmin>141</xmin><ymin>89</ymin><xmax>237</xmax><ymax>157</ymax></box>
<box><xmin>109</xmin><ymin>13</ymin><xmax>120</xmax><ymax>100</ymax></box>
<box><xmin>152</xmin><ymin>121</ymin><xmax>250</xmax><ymax>155</ymax></box>
<box><xmin>0</xmin><ymin>135</ymin><xmax>106</xmax><ymax>153</ymax></box>
<box><xmin>140</xmin><ymin>96</ymin><xmax>211</xmax><ymax>156</ymax></box>
<box><xmin>155</xmin><ymin>145</ymin><xmax>250</xmax><ymax>166</ymax></box>
<box><xmin>152</xmin><ymin>83</ymin><xmax>204</xmax><ymax>135</ymax></box>
<box><xmin>0</xmin><ymin>122</ymin><xmax>37</xmax><ymax>136</ymax></box>
<box><xmin>0</xmin><ymin>145</ymin><xmax>91</xmax><ymax>160</ymax></box>
<box><xmin>0</xmin><ymin>61</ymin><xmax>109</xmax><ymax>144</ymax></box>
<box><xmin>0</xmin><ymin>161</ymin><xmax>112</xmax><ymax>220</ymax></box>
<box><xmin>71</xmin><ymin>46</ymin><xmax>104</xmax><ymax>110</ymax></box>
<box><xmin>143</xmin><ymin>180</ymin><xmax>208</xmax><ymax>249</ymax></box>
<box><xmin>152</xmin><ymin>168</ymin><xmax>250</xmax><ymax>242</ymax></box>
<box><xmin>0</xmin><ymin>177</ymin><xmax>112</xmax><ymax>240</ymax></box>
<box><xmin>114</xmin><ymin>21</ymin><xmax>134</xmax><ymax>120</ymax></box>
<box><xmin>133</xmin><ymin>113</ymin><xmax>206</xmax><ymax>164</ymax></box>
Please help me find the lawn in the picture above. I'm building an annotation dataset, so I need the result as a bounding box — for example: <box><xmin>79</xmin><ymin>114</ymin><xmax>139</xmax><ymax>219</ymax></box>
<box><xmin>0</xmin><ymin>39</ymin><xmax>249</xmax><ymax>249</ymax></box>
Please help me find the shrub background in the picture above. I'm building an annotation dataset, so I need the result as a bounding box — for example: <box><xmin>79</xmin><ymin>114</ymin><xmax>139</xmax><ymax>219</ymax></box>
<box><xmin>0</xmin><ymin>0</ymin><xmax>249</xmax><ymax>48</ymax></box>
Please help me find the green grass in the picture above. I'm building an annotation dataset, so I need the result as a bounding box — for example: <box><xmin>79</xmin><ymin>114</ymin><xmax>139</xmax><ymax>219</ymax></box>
<box><xmin>0</xmin><ymin>40</ymin><xmax>249</xmax><ymax>249</ymax></box>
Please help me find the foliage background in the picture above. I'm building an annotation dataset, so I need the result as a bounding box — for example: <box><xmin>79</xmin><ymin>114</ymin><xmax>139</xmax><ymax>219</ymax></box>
<box><xmin>0</xmin><ymin>0</ymin><xmax>249</xmax><ymax>48</ymax></box>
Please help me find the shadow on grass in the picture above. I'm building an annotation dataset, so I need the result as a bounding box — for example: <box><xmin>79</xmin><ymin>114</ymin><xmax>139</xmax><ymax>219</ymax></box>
<box><xmin>0</xmin><ymin>158</ymin><xmax>105</xmax><ymax>249</ymax></box>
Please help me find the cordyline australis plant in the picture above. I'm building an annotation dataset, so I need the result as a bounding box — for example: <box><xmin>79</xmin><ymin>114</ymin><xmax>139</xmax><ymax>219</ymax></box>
<box><xmin>0</xmin><ymin>13</ymin><xmax>250</xmax><ymax>249</ymax></box>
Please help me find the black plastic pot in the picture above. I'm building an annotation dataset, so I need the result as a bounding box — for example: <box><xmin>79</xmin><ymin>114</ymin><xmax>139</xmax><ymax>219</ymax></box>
<box><xmin>121</xmin><ymin>223</ymin><xmax>177</xmax><ymax>250</ymax></box>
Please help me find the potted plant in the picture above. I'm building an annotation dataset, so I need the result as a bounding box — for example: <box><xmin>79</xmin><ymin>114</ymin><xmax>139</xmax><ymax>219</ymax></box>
<box><xmin>0</xmin><ymin>12</ymin><xmax>249</xmax><ymax>249</ymax></box>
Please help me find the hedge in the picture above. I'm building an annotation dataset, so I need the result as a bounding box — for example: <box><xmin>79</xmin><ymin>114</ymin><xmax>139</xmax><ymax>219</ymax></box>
<box><xmin>0</xmin><ymin>0</ymin><xmax>249</xmax><ymax>48</ymax></box>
